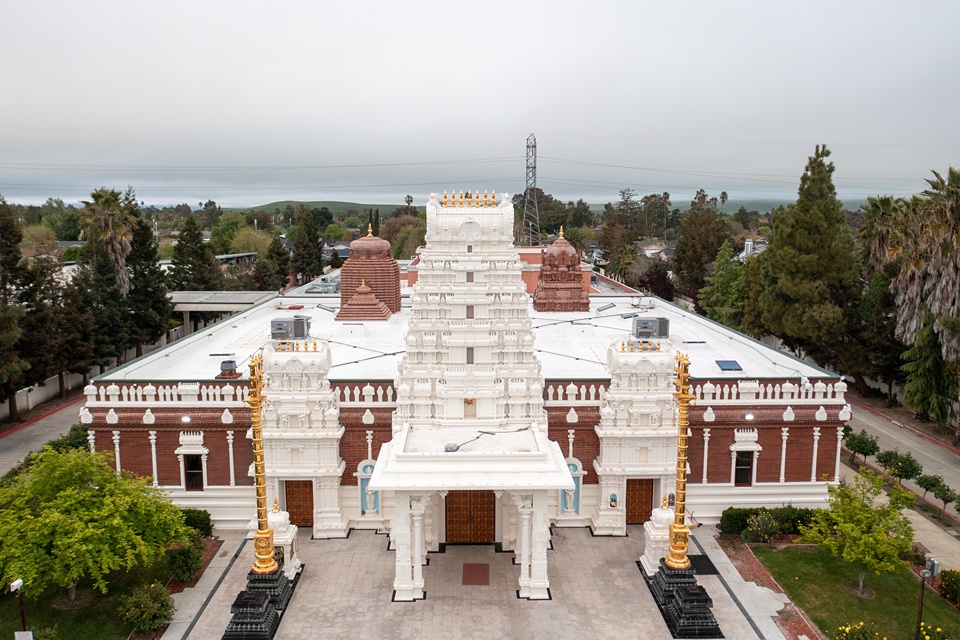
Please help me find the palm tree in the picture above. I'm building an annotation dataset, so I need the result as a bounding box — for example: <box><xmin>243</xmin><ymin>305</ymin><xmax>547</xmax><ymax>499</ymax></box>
<box><xmin>80</xmin><ymin>188</ymin><xmax>138</xmax><ymax>296</ymax></box>
<box><xmin>888</xmin><ymin>168</ymin><xmax>960</xmax><ymax>440</ymax></box>
<box><xmin>857</xmin><ymin>194</ymin><xmax>901</xmax><ymax>280</ymax></box>
<box><xmin>560</xmin><ymin>226</ymin><xmax>590</xmax><ymax>260</ymax></box>
<box><xmin>607</xmin><ymin>243</ymin><xmax>638</xmax><ymax>281</ymax></box>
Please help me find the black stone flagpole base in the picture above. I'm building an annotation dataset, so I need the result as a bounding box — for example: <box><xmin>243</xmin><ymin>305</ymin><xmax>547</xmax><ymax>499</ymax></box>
<box><xmin>643</xmin><ymin>558</ymin><xmax>722</xmax><ymax>639</ymax></box>
<box><xmin>223</xmin><ymin>562</ymin><xmax>296</xmax><ymax>640</ymax></box>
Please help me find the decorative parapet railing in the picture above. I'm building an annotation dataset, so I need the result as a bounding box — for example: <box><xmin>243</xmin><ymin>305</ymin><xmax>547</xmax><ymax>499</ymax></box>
<box><xmin>83</xmin><ymin>381</ymin><xmax>250</xmax><ymax>407</ymax></box>
<box><xmin>334</xmin><ymin>383</ymin><xmax>397</xmax><ymax>406</ymax></box>
<box><xmin>692</xmin><ymin>379</ymin><xmax>847</xmax><ymax>405</ymax></box>
<box><xmin>544</xmin><ymin>383</ymin><xmax>607</xmax><ymax>405</ymax></box>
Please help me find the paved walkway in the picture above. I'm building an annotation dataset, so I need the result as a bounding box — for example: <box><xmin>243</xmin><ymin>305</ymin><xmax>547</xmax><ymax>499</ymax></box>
<box><xmin>183</xmin><ymin>526</ymin><xmax>786</xmax><ymax>640</ymax></box>
<box><xmin>0</xmin><ymin>395</ymin><xmax>84</xmax><ymax>476</ymax></box>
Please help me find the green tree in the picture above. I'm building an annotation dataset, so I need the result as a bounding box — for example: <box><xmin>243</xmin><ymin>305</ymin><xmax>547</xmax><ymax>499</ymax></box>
<box><xmin>698</xmin><ymin>240</ymin><xmax>749</xmax><ymax>330</ymax></box>
<box><xmin>901</xmin><ymin>312</ymin><xmax>958</xmax><ymax>429</ymax></box>
<box><xmin>859</xmin><ymin>263</ymin><xmax>908</xmax><ymax>405</ymax></box>
<box><xmin>673</xmin><ymin>189</ymin><xmax>731</xmax><ymax>295</ymax></box>
<box><xmin>800</xmin><ymin>468</ymin><xmax>913</xmax><ymax>595</ymax></box>
<box><xmin>916</xmin><ymin>474</ymin><xmax>944</xmax><ymax>500</ymax></box>
<box><xmin>0</xmin><ymin>196</ymin><xmax>23</xmax><ymax>304</ymax></box>
<box><xmin>229</xmin><ymin>227</ymin><xmax>272</xmax><ymax>256</ymax></box>
<box><xmin>79</xmin><ymin>187</ymin><xmax>138</xmax><ymax>296</ymax></box>
<box><xmin>52</xmin><ymin>283</ymin><xmax>95</xmax><ymax>392</ymax></box>
<box><xmin>291</xmin><ymin>205</ymin><xmax>322</xmax><ymax>285</ymax></box>
<box><xmin>127</xmin><ymin>219</ymin><xmax>171</xmax><ymax>357</ymax></box>
<box><xmin>0</xmin><ymin>449</ymin><xmax>188</xmax><ymax>601</ymax></box>
<box><xmin>936</xmin><ymin>484</ymin><xmax>958</xmax><ymax>520</ymax></box>
<box><xmin>885</xmin><ymin>168</ymin><xmax>960</xmax><ymax>442</ymax></box>
<box><xmin>266</xmin><ymin>236</ymin><xmax>290</xmax><ymax>289</ymax></box>
<box><xmin>168</xmin><ymin>217</ymin><xmax>223</xmax><ymax>291</ymax></box>
<box><xmin>843</xmin><ymin>429</ymin><xmax>879</xmax><ymax>465</ymax></box>
<box><xmin>566</xmin><ymin>199</ymin><xmax>595</xmax><ymax>229</ymax></box>
<box><xmin>640</xmin><ymin>192</ymin><xmax>671</xmax><ymax>238</ymax></box>
<box><xmin>74</xmin><ymin>242</ymin><xmax>131</xmax><ymax>370</ymax></box>
<box><xmin>755</xmin><ymin>146</ymin><xmax>862</xmax><ymax>375</ymax></box>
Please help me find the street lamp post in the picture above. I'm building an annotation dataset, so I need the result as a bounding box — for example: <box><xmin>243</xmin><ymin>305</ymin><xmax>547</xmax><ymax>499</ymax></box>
<box><xmin>10</xmin><ymin>578</ymin><xmax>25</xmax><ymax>631</ymax></box>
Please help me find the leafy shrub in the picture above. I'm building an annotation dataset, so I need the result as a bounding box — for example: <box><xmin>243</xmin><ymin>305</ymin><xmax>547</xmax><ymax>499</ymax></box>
<box><xmin>167</xmin><ymin>531</ymin><xmax>205</xmax><ymax>582</ymax></box>
<box><xmin>770</xmin><ymin>505</ymin><xmax>814</xmax><ymax>534</ymax></box>
<box><xmin>719</xmin><ymin>507</ymin><xmax>756</xmax><ymax>534</ymax></box>
<box><xmin>898</xmin><ymin>543</ymin><xmax>927</xmax><ymax>566</ymax></box>
<box><xmin>831</xmin><ymin>621</ymin><xmax>880</xmax><ymax>640</ymax></box>
<box><xmin>182</xmin><ymin>508</ymin><xmax>213</xmax><ymax>537</ymax></box>
<box><xmin>119</xmin><ymin>583</ymin><xmax>175</xmax><ymax>633</ymax></box>
<box><xmin>33</xmin><ymin>625</ymin><xmax>61</xmax><ymax>640</ymax></box>
<box><xmin>938</xmin><ymin>569</ymin><xmax>960</xmax><ymax>604</ymax></box>
<box><xmin>743</xmin><ymin>510</ymin><xmax>780</xmax><ymax>543</ymax></box>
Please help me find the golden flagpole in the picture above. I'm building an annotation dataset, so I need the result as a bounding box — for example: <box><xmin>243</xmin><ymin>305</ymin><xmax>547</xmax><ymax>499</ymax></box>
<box><xmin>665</xmin><ymin>351</ymin><xmax>693</xmax><ymax>570</ymax></box>
<box><xmin>247</xmin><ymin>353</ymin><xmax>278</xmax><ymax>574</ymax></box>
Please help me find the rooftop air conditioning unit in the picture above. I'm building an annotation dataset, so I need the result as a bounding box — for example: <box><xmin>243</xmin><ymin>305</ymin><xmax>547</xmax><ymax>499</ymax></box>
<box><xmin>632</xmin><ymin>317</ymin><xmax>670</xmax><ymax>340</ymax></box>
<box><xmin>270</xmin><ymin>316</ymin><xmax>311</xmax><ymax>340</ymax></box>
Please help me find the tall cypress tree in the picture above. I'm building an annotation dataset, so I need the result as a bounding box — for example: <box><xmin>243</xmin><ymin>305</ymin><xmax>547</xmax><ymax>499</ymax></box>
<box><xmin>291</xmin><ymin>205</ymin><xmax>321</xmax><ymax>285</ymax></box>
<box><xmin>127</xmin><ymin>218</ymin><xmax>171</xmax><ymax>356</ymax></box>
<box><xmin>0</xmin><ymin>197</ymin><xmax>28</xmax><ymax>419</ymax></box>
<box><xmin>168</xmin><ymin>217</ymin><xmax>223</xmax><ymax>291</ymax></box>
<box><xmin>756</xmin><ymin>146</ymin><xmax>862</xmax><ymax>372</ymax></box>
<box><xmin>74</xmin><ymin>242</ymin><xmax>131</xmax><ymax>371</ymax></box>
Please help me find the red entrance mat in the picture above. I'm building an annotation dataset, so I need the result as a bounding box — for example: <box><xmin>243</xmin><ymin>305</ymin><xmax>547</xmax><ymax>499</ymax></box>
<box><xmin>462</xmin><ymin>563</ymin><xmax>490</xmax><ymax>586</ymax></box>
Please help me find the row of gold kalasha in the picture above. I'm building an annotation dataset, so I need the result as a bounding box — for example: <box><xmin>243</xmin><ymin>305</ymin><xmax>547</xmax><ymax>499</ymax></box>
<box><xmin>276</xmin><ymin>340</ymin><xmax>319</xmax><ymax>352</ymax></box>
<box><xmin>621</xmin><ymin>339</ymin><xmax>663</xmax><ymax>352</ymax></box>
<box><xmin>241</xmin><ymin>347</ymin><xmax>695</xmax><ymax>573</ymax></box>
<box><xmin>442</xmin><ymin>190</ymin><xmax>497</xmax><ymax>207</ymax></box>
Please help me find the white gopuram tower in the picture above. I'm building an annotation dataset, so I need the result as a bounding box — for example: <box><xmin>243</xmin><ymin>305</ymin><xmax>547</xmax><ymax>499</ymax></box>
<box><xmin>592</xmin><ymin>338</ymin><xmax>679</xmax><ymax>536</ymax></box>
<box><xmin>261</xmin><ymin>340</ymin><xmax>348</xmax><ymax>539</ymax></box>
<box><xmin>371</xmin><ymin>191</ymin><xmax>572</xmax><ymax>601</ymax></box>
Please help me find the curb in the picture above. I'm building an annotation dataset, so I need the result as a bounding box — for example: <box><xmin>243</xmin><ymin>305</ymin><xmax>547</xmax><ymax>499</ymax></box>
<box><xmin>848</xmin><ymin>399</ymin><xmax>960</xmax><ymax>456</ymax></box>
<box><xmin>0</xmin><ymin>395</ymin><xmax>85</xmax><ymax>440</ymax></box>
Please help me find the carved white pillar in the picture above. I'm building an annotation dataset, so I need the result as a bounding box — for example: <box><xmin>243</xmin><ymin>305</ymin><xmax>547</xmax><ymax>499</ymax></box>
<box><xmin>391</xmin><ymin>491</ymin><xmax>423</xmax><ymax>601</ymax></box>
<box><xmin>779</xmin><ymin>427</ymin><xmax>789</xmax><ymax>484</ymax></box>
<box><xmin>201</xmin><ymin>451</ymin><xmax>209</xmax><ymax>489</ymax></box>
<box><xmin>752</xmin><ymin>451</ymin><xmax>759</xmax><ymax>485</ymax></box>
<box><xmin>701</xmin><ymin>428</ymin><xmax>711</xmax><ymax>484</ymax></box>
<box><xmin>527</xmin><ymin>490</ymin><xmax>550</xmax><ymax>599</ymax></box>
<box><xmin>567</xmin><ymin>429</ymin><xmax>575</xmax><ymax>458</ymax></box>
<box><xmin>313</xmin><ymin>476</ymin><xmax>348</xmax><ymax>538</ymax></box>
<box><xmin>810</xmin><ymin>427</ymin><xmax>821</xmax><ymax>482</ymax></box>
<box><xmin>834</xmin><ymin>426</ymin><xmax>843</xmax><ymax>482</ymax></box>
<box><xmin>87</xmin><ymin>430</ymin><xmax>96</xmax><ymax>453</ymax></box>
<box><xmin>149</xmin><ymin>431</ymin><xmax>158</xmax><ymax>486</ymax></box>
<box><xmin>112</xmin><ymin>430</ymin><xmax>121</xmax><ymax>473</ymax></box>
<box><xmin>515</xmin><ymin>493</ymin><xmax>533</xmax><ymax>598</ymax></box>
<box><xmin>226</xmin><ymin>430</ymin><xmax>236</xmax><ymax>486</ymax></box>
<box><xmin>730</xmin><ymin>450</ymin><xmax>737</xmax><ymax>485</ymax></box>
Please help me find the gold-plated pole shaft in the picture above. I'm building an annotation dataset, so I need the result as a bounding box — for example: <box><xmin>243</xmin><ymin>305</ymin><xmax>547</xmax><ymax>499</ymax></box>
<box><xmin>665</xmin><ymin>352</ymin><xmax>694</xmax><ymax>570</ymax></box>
<box><xmin>247</xmin><ymin>354</ymin><xmax>278</xmax><ymax>574</ymax></box>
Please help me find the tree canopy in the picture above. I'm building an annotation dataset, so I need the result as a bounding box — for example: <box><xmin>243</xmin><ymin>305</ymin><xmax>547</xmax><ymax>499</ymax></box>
<box><xmin>0</xmin><ymin>449</ymin><xmax>188</xmax><ymax>601</ymax></box>
<box><xmin>800</xmin><ymin>467</ymin><xmax>913</xmax><ymax>595</ymax></box>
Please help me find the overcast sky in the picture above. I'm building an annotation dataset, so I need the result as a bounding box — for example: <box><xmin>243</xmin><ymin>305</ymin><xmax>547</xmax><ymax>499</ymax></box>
<box><xmin>2</xmin><ymin>1</ymin><xmax>958</xmax><ymax>209</ymax></box>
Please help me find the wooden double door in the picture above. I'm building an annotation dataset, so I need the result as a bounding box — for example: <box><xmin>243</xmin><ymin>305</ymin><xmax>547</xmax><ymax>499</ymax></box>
<box><xmin>626</xmin><ymin>478</ymin><xmax>655</xmax><ymax>524</ymax></box>
<box><xmin>285</xmin><ymin>480</ymin><xmax>314</xmax><ymax>527</ymax></box>
<box><xmin>445</xmin><ymin>490</ymin><xmax>495</xmax><ymax>543</ymax></box>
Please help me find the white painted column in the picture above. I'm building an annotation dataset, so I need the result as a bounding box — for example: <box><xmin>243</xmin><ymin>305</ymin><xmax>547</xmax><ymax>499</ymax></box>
<box><xmin>201</xmin><ymin>451</ymin><xmax>209</xmax><ymax>489</ymax></box>
<box><xmin>730</xmin><ymin>450</ymin><xmax>737</xmax><ymax>484</ymax></box>
<box><xmin>87</xmin><ymin>430</ymin><xmax>96</xmax><ymax>453</ymax></box>
<box><xmin>112</xmin><ymin>430</ymin><xmax>121</xmax><ymax>473</ymax></box>
<box><xmin>527</xmin><ymin>490</ymin><xmax>551</xmax><ymax>599</ymax></box>
<box><xmin>810</xmin><ymin>427</ymin><xmax>821</xmax><ymax>481</ymax></box>
<box><xmin>701</xmin><ymin>428</ymin><xmax>711</xmax><ymax>484</ymax></box>
<box><xmin>391</xmin><ymin>491</ymin><xmax>423</xmax><ymax>601</ymax></box>
<box><xmin>779</xmin><ymin>427</ymin><xmax>789</xmax><ymax>484</ymax></box>
<box><xmin>515</xmin><ymin>493</ymin><xmax>533</xmax><ymax>598</ymax></box>
<box><xmin>752</xmin><ymin>452</ymin><xmax>760</xmax><ymax>485</ymax></box>
<box><xmin>834</xmin><ymin>426</ymin><xmax>843</xmax><ymax>482</ymax></box>
<box><xmin>410</xmin><ymin>494</ymin><xmax>429</xmax><ymax>586</ymax></box>
<box><xmin>313</xmin><ymin>476</ymin><xmax>347</xmax><ymax>538</ymax></box>
<box><xmin>149</xmin><ymin>431</ymin><xmax>158</xmax><ymax>486</ymax></box>
<box><xmin>226</xmin><ymin>430</ymin><xmax>236</xmax><ymax>486</ymax></box>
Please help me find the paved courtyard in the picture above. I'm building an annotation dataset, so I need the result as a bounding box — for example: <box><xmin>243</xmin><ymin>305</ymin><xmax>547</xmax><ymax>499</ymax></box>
<box><xmin>186</xmin><ymin>525</ymin><xmax>785</xmax><ymax>640</ymax></box>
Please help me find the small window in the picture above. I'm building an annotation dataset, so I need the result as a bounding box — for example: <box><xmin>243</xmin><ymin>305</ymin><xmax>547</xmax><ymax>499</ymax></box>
<box><xmin>466</xmin><ymin>347</ymin><xmax>474</xmax><ymax>364</ymax></box>
<box><xmin>466</xmin><ymin>245</ymin><xmax>473</xmax><ymax>253</ymax></box>
<box><xmin>466</xmin><ymin>272</ymin><xmax>474</xmax><ymax>283</ymax></box>
<box><xmin>716</xmin><ymin>360</ymin><xmax>742</xmax><ymax>371</ymax></box>
<box><xmin>466</xmin><ymin>305</ymin><xmax>474</xmax><ymax>319</ymax></box>
<box><xmin>734</xmin><ymin>451</ymin><xmax>753</xmax><ymax>486</ymax></box>
<box><xmin>185</xmin><ymin>454</ymin><xmax>204</xmax><ymax>490</ymax></box>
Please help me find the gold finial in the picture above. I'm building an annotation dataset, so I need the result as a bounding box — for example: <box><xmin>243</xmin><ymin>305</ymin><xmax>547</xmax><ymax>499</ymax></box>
<box><xmin>559</xmin><ymin>226</ymin><xmax>564</xmax><ymax>238</ymax></box>
<box><xmin>367</xmin><ymin>223</ymin><xmax>373</xmax><ymax>236</ymax></box>
<box><xmin>662</xmin><ymin>495</ymin><xmax>668</xmax><ymax>509</ymax></box>
<box><xmin>273</xmin><ymin>497</ymin><xmax>280</xmax><ymax>513</ymax></box>
<box><xmin>443</xmin><ymin>191</ymin><xmax>448</xmax><ymax>206</ymax></box>
<box><xmin>621</xmin><ymin>340</ymin><xmax>625</xmax><ymax>352</ymax></box>
<box><xmin>629</xmin><ymin>339</ymin><xmax>634</xmax><ymax>352</ymax></box>
<box><xmin>657</xmin><ymin>341</ymin><xmax>661</xmax><ymax>351</ymax></box>
<box><xmin>361</xmin><ymin>279</ymin><xmax>366</xmax><ymax>287</ymax></box>
<box><xmin>484</xmin><ymin>190</ymin><xmax>489</xmax><ymax>207</ymax></box>
<box><xmin>247</xmin><ymin>352</ymin><xmax>278</xmax><ymax>575</ymax></box>
<box><xmin>313</xmin><ymin>340</ymin><xmax>318</xmax><ymax>351</ymax></box>
<box><xmin>294</xmin><ymin>341</ymin><xmax>300</xmax><ymax>351</ymax></box>
<box><xmin>459</xmin><ymin>190</ymin><xmax>464</xmax><ymax>207</ymax></box>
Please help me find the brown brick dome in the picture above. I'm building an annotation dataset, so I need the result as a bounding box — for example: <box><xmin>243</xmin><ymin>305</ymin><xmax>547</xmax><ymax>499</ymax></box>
<box><xmin>533</xmin><ymin>227</ymin><xmax>590</xmax><ymax>312</ymax></box>
<box><xmin>338</xmin><ymin>226</ymin><xmax>401</xmax><ymax>317</ymax></box>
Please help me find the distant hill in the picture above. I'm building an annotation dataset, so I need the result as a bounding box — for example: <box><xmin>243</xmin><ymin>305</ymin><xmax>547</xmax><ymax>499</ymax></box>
<box><xmin>589</xmin><ymin>197</ymin><xmax>867</xmax><ymax>214</ymax></box>
<box><xmin>226</xmin><ymin>200</ymin><xmax>423</xmax><ymax>214</ymax></box>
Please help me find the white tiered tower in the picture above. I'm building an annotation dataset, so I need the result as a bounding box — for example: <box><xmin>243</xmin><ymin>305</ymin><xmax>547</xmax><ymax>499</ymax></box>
<box><xmin>372</xmin><ymin>191</ymin><xmax>571</xmax><ymax>601</ymax></box>
<box><xmin>260</xmin><ymin>340</ymin><xmax>348</xmax><ymax>539</ymax></box>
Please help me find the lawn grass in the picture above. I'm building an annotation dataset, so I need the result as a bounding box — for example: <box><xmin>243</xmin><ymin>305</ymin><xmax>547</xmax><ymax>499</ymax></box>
<box><xmin>0</xmin><ymin>558</ymin><xmax>169</xmax><ymax>640</ymax></box>
<box><xmin>753</xmin><ymin>545</ymin><xmax>960</xmax><ymax>639</ymax></box>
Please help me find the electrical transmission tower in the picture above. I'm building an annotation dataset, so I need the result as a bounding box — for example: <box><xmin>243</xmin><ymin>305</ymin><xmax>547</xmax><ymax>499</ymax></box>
<box><xmin>521</xmin><ymin>133</ymin><xmax>541</xmax><ymax>246</ymax></box>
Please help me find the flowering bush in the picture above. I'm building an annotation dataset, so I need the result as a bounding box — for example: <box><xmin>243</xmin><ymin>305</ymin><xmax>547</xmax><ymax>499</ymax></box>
<box><xmin>119</xmin><ymin>582</ymin><xmax>175</xmax><ymax>633</ymax></box>
<box><xmin>742</xmin><ymin>509</ymin><xmax>780</xmax><ymax>543</ymax></box>
<box><xmin>938</xmin><ymin>569</ymin><xmax>960</xmax><ymax>604</ymax></box>
<box><xmin>831</xmin><ymin>621</ymin><xmax>949</xmax><ymax>640</ymax></box>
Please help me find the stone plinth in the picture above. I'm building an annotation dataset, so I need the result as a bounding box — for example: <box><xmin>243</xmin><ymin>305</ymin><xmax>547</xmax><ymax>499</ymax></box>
<box><xmin>643</xmin><ymin>558</ymin><xmax>722</xmax><ymax>639</ymax></box>
<box><xmin>268</xmin><ymin>508</ymin><xmax>302</xmax><ymax>580</ymax></box>
<box><xmin>222</xmin><ymin>590</ymin><xmax>279</xmax><ymax>640</ymax></box>
<box><xmin>640</xmin><ymin>506</ymin><xmax>674</xmax><ymax>574</ymax></box>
